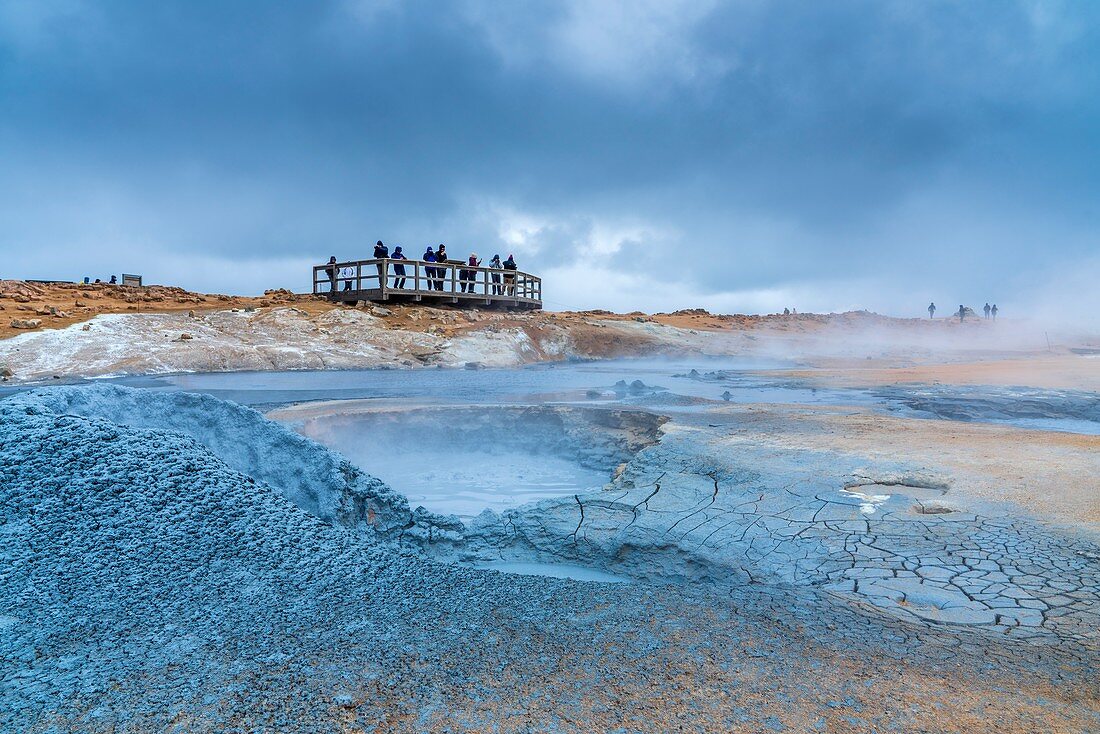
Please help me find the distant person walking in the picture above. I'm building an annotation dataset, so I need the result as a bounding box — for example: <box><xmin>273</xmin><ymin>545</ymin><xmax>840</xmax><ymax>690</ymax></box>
<box><xmin>325</xmin><ymin>256</ymin><xmax>338</xmax><ymax>299</ymax></box>
<box><xmin>423</xmin><ymin>247</ymin><xmax>437</xmax><ymax>289</ymax></box>
<box><xmin>502</xmin><ymin>254</ymin><xmax>518</xmax><ymax>296</ymax></box>
<box><xmin>435</xmin><ymin>245</ymin><xmax>449</xmax><ymax>290</ymax></box>
<box><xmin>991</xmin><ymin>304</ymin><xmax>998</xmax><ymax>321</ymax></box>
<box><xmin>392</xmin><ymin>246</ymin><xmax>408</xmax><ymax>289</ymax></box>
<box><xmin>488</xmin><ymin>254</ymin><xmax>503</xmax><ymax>295</ymax></box>
<box><xmin>928</xmin><ymin>302</ymin><xmax>936</xmax><ymax>319</ymax></box>
<box><xmin>957</xmin><ymin>304</ymin><xmax>966</xmax><ymax>323</ymax></box>
<box><xmin>984</xmin><ymin>303</ymin><xmax>991</xmax><ymax>319</ymax></box>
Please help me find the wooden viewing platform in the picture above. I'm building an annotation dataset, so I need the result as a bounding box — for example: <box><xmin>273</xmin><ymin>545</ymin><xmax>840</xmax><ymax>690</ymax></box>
<box><xmin>313</xmin><ymin>258</ymin><xmax>542</xmax><ymax>309</ymax></box>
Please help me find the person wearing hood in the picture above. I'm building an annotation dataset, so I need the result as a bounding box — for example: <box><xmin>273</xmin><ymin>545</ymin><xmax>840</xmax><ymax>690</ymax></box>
<box><xmin>928</xmin><ymin>302</ymin><xmax>936</xmax><ymax>319</ymax></box>
<box><xmin>373</xmin><ymin>240</ymin><xmax>389</xmax><ymax>288</ymax></box>
<box><xmin>434</xmin><ymin>244</ymin><xmax>449</xmax><ymax>290</ymax></box>
<box><xmin>423</xmin><ymin>246</ymin><xmax>437</xmax><ymax>289</ymax></box>
<box><xmin>488</xmin><ymin>254</ymin><xmax>503</xmax><ymax>295</ymax></box>
<box><xmin>502</xmin><ymin>254</ymin><xmax>517</xmax><ymax>296</ymax></box>
<box><xmin>391</xmin><ymin>246</ymin><xmax>408</xmax><ymax>289</ymax></box>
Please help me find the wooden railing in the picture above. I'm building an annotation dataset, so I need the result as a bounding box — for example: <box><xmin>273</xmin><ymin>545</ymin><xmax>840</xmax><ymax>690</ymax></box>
<box><xmin>312</xmin><ymin>258</ymin><xmax>542</xmax><ymax>306</ymax></box>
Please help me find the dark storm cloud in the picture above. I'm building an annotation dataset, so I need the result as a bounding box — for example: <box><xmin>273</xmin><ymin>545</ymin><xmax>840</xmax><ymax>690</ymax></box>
<box><xmin>1</xmin><ymin>0</ymin><xmax>1097</xmax><ymax>313</ymax></box>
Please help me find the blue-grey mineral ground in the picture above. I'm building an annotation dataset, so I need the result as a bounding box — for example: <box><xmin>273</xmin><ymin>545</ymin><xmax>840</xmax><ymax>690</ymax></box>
<box><xmin>2</xmin><ymin>385</ymin><xmax>1098</xmax><ymax>733</ymax></box>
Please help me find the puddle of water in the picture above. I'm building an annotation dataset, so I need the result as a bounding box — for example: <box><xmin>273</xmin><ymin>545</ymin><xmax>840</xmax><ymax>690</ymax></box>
<box><xmin>989</xmin><ymin>417</ymin><xmax>1100</xmax><ymax>436</ymax></box>
<box><xmin>471</xmin><ymin>561</ymin><xmax>631</xmax><ymax>583</ymax></box>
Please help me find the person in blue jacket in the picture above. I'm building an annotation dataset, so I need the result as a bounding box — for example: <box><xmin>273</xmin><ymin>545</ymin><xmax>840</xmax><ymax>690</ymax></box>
<box><xmin>391</xmin><ymin>246</ymin><xmax>408</xmax><ymax>289</ymax></box>
<box><xmin>488</xmin><ymin>254</ymin><xmax>503</xmax><ymax>295</ymax></box>
<box><xmin>423</xmin><ymin>247</ymin><xmax>437</xmax><ymax>289</ymax></box>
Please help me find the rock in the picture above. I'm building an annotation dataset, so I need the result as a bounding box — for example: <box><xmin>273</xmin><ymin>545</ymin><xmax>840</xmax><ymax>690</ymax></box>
<box><xmin>0</xmin><ymin>366</ymin><xmax>12</xmax><ymax>377</ymax></box>
<box><xmin>177</xmin><ymin>333</ymin><xmax>193</xmax><ymax>341</ymax></box>
<box><xmin>464</xmin><ymin>361</ymin><xmax>482</xmax><ymax>370</ymax></box>
<box><xmin>370</xmin><ymin>306</ymin><xmax>393</xmax><ymax>317</ymax></box>
<box><xmin>10</xmin><ymin>318</ymin><xmax>41</xmax><ymax>329</ymax></box>
<box><xmin>188</xmin><ymin>310</ymin><xmax>196</xmax><ymax>318</ymax></box>
<box><xmin>81</xmin><ymin>324</ymin><xmax>91</xmax><ymax>331</ymax></box>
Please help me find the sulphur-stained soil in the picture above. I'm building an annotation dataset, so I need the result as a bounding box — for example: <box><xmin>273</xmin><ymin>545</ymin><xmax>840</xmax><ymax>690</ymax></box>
<box><xmin>3</xmin><ymin>280</ymin><xmax>1092</xmax><ymax>384</ymax></box>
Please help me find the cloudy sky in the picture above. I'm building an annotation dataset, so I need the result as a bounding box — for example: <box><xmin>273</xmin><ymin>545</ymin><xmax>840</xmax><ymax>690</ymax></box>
<box><xmin>1</xmin><ymin>0</ymin><xmax>1097</xmax><ymax>316</ymax></box>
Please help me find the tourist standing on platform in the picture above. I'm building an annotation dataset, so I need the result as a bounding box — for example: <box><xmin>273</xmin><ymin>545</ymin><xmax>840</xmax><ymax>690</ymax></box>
<box><xmin>928</xmin><ymin>302</ymin><xmax>936</xmax><ymax>319</ymax></box>
<box><xmin>461</xmin><ymin>253</ymin><xmax>482</xmax><ymax>293</ymax></box>
<box><xmin>503</xmin><ymin>254</ymin><xmax>518</xmax><ymax>295</ymax></box>
<box><xmin>435</xmin><ymin>245</ymin><xmax>449</xmax><ymax>290</ymax></box>
<box><xmin>991</xmin><ymin>304</ymin><xmax>998</xmax><ymax>321</ymax></box>
<box><xmin>957</xmin><ymin>304</ymin><xmax>966</xmax><ymax>322</ymax></box>
<box><xmin>984</xmin><ymin>303</ymin><xmax>991</xmax><ymax>319</ymax></box>
<box><xmin>423</xmin><ymin>247</ymin><xmax>437</xmax><ymax>289</ymax></box>
<box><xmin>373</xmin><ymin>241</ymin><xmax>389</xmax><ymax>287</ymax></box>
<box><xmin>391</xmin><ymin>246</ymin><xmax>408</xmax><ymax>289</ymax></box>
<box><xmin>325</xmin><ymin>256</ymin><xmax>338</xmax><ymax>299</ymax></box>
<box><xmin>489</xmin><ymin>254</ymin><xmax>503</xmax><ymax>295</ymax></box>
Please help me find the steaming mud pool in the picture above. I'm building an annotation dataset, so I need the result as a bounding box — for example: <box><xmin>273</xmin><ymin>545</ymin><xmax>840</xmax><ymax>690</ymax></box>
<box><xmin>3</xmin><ymin>360</ymin><xmax>1100</xmax><ymax>732</ymax></box>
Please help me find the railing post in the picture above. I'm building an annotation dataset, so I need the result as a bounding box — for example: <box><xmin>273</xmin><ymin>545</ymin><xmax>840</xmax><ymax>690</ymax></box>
<box><xmin>414</xmin><ymin>261</ymin><xmax>420</xmax><ymax>292</ymax></box>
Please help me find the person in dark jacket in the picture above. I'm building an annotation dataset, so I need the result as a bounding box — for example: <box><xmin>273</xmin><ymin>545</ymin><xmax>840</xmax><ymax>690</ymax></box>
<box><xmin>373</xmin><ymin>241</ymin><xmax>389</xmax><ymax>288</ymax></box>
<box><xmin>423</xmin><ymin>247</ymin><xmax>437</xmax><ymax>289</ymax></box>
<box><xmin>502</xmin><ymin>254</ymin><xmax>517</xmax><ymax>296</ymax></box>
<box><xmin>325</xmin><ymin>255</ymin><xmax>338</xmax><ymax>299</ymax></box>
<box><xmin>957</xmin><ymin>304</ymin><xmax>966</xmax><ymax>323</ymax></box>
<box><xmin>488</xmin><ymin>254</ymin><xmax>503</xmax><ymax>295</ymax></box>
<box><xmin>928</xmin><ymin>302</ymin><xmax>936</xmax><ymax>319</ymax></box>
<box><xmin>435</xmin><ymin>244</ymin><xmax>449</xmax><ymax>290</ymax></box>
<box><xmin>391</xmin><ymin>246</ymin><xmax>408</xmax><ymax>289</ymax></box>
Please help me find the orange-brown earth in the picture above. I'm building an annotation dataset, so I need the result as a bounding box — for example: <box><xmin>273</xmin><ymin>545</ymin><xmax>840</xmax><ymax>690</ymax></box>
<box><xmin>0</xmin><ymin>278</ymin><xmax>1041</xmax><ymax>343</ymax></box>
